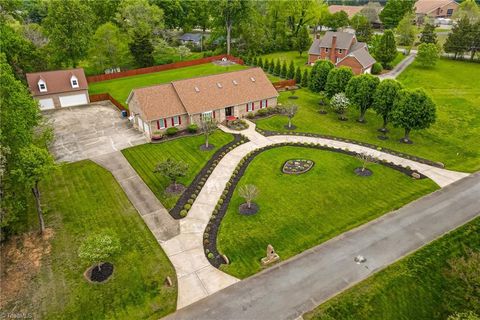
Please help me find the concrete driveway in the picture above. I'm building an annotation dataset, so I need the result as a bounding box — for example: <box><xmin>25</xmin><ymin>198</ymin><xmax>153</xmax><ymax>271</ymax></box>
<box><xmin>46</xmin><ymin>102</ymin><xmax>147</xmax><ymax>162</ymax></box>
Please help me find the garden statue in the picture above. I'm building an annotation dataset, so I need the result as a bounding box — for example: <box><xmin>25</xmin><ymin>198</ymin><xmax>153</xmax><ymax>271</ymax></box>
<box><xmin>261</xmin><ymin>244</ymin><xmax>280</xmax><ymax>266</ymax></box>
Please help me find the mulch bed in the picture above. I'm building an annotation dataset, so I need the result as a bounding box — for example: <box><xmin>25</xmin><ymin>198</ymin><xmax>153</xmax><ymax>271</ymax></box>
<box><xmin>86</xmin><ymin>262</ymin><xmax>114</xmax><ymax>283</ymax></box>
<box><xmin>203</xmin><ymin>142</ymin><xmax>428</xmax><ymax>269</ymax></box>
<box><xmin>169</xmin><ymin>134</ymin><xmax>248</xmax><ymax>219</ymax></box>
<box><xmin>165</xmin><ymin>183</ymin><xmax>186</xmax><ymax>195</ymax></box>
<box><xmin>284</xmin><ymin>124</ymin><xmax>297</xmax><ymax>130</ymax></box>
<box><xmin>354</xmin><ymin>167</ymin><xmax>373</xmax><ymax>177</ymax></box>
<box><xmin>238</xmin><ymin>203</ymin><xmax>259</xmax><ymax>215</ymax></box>
<box><xmin>150</xmin><ymin>129</ymin><xmax>200</xmax><ymax>143</ymax></box>
<box><xmin>257</xmin><ymin>128</ymin><xmax>444</xmax><ymax>168</ymax></box>
<box><xmin>199</xmin><ymin>144</ymin><xmax>215</xmax><ymax>151</ymax></box>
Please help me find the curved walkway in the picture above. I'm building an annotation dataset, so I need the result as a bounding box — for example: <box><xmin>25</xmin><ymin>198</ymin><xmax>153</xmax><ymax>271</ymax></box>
<box><xmin>161</xmin><ymin>120</ymin><xmax>468</xmax><ymax>309</ymax></box>
<box><xmin>378</xmin><ymin>51</ymin><xmax>416</xmax><ymax>80</ymax></box>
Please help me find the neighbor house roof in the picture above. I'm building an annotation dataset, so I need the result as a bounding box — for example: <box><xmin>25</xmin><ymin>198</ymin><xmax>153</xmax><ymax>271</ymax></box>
<box><xmin>328</xmin><ymin>5</ymin><xmax>363</xmax><ymax>17</ymax></box>
<box><xmin>128</xmin><ymin>68</ymin><xmax>279</xmax><ymax>121</ymax></box>
<box><xmin>180</xmin><ymin>33</ymin><xmax>209</xmax><ymax>42</ymax></box>
<box><xmin>415</xmin><ymin>0</ymin><xmax>457</xmax><ymax>14</ymax></box>
<box><xmin>26</xmin><ymin>68</ymin><xmax>88</xmax><ymax>97</ymax></box>
<box><xmin>338</xmin><ymin>47</ymin><xmax>376</xmax><ymax>68</ymax></box>
<box><xmin>318</xmin><ymin>31</ymin><xmax>356</xmax><ymax>50</ymax></box>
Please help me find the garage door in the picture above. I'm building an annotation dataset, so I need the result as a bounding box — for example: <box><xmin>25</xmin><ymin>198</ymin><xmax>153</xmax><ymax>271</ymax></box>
<box><xmin>38</xmin><ymin>98</ymin><xmax>55</xmax><ymax>110</ymax></box>
<box><xmin>59</xmin><ymin>94</ymin><xmax>88</xmax><ymax>107</ymax></box>
<box><xmin>143</xmin><ymin>121</ymin><xmax>150</xmax><ymax>136</ymax></box>
<box><xmin>137</xmin><ymin>118</ymin><xmax>144</xmax><ymax>132</ymax></box>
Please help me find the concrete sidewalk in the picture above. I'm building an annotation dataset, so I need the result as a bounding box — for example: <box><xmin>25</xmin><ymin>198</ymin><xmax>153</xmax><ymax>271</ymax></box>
<box><xmin>164</xmin><ymin>172</ymin><xmax>480</xmax><ymax>320</ymax></box>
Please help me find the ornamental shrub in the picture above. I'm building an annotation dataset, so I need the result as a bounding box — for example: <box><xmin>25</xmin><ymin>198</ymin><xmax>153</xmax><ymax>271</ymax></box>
<box><xmin>187</xmin><ymin>124</ymin><xmax>199</xmax><ymax>133</ymax></box>
<box><xmin>371</xmin><ymin>62</ymin><xmax>383</xmax><ymax>75</ymax></box>
<box><xmin>166</xmin><ymin>127</ymin><xmax>179</xmax><ymax>136</ymax></box>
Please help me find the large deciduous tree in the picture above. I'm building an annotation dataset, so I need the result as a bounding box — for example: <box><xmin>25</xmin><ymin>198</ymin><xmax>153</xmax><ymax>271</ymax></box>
<box><xmin>453</xmin><ymin>0</ymin><xmax>480</xmax><ymax>22</ymax></box>
<box><xmin>379</xmin><ymin>0</ymin><xmax>415</xmax><ymax>29</ymax></box>
<box><xmin>350</xmin><ymin>14</ymin><xmax>372</xmax><ymax>43</ymax></box>
<box><xmin>325</xmin><ymin>66</ymin><xmax>354</xmax><ymax>98</ymax></box>
<box><xmin>309</xmin><ymin>59</ymin><xmax>334</xmax><ymax>92</ymax></box>
<box><xmin>115</xmin><ymin>0</ymin><xmax>164</xmax><ymax>38</ymax></box>
<box><xmin>15</xmin><ymin>144</ymin><xmax>56</xmax><ymax>234</ymax></box>
<box><xmin>372</xmin><ymin>79</ymin><xmax>403</xmax><ymax>132</ymax></box>
<box><xmin>374</xmin><ymin>30</ymin><xmax>397</xmax><ymax>69</ymax></box>
<box><xmin>396</xmin><ymin>13</ymin><xmax>417</xmax><ymax>47</ymax></box>
<box><xmin>391</xmin><ymin>89</ymin><xmax>436</xmax><ymax>144</ymax></box>
<box><xmin>345</xmin><ymin>74</ymin><xmax>380</xmax><ymax>123</ymax></box>
<box><xmin>43</xmin><ymin>0</ymin><xmax>93</xmax><ymax>67</ymax></box>
<box><xmin>323</xmin><ymin>11</ymin><xmax>349</xmax><ymax>31</ymax></box>
<box><xmin>215</xmin><ymin>0</ymin><xmax>251</xmax><ymax>55</ymax></box>
<box><xmin>88</xmin><ymin>22</ymin><xmax>132</xmax><ymax>74</ymax></box>
<box><xmin>417</xmin><ymin>43</ymin><xmax>439</xmax><ymax>68</ymax></box>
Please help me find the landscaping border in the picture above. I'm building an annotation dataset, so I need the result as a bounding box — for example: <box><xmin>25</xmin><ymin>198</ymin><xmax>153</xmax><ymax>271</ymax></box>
<box><xmin>203</xmin><ymin>142</ymin><xmax>428</xmax><ymax>268</ymax></box>
<box><xmin>169</xmin><ymin>133</ymin><xmax>249</xmax><ymax>219</ymax></box>
<box><xmin>256</xmin><ymin>128</ymin><xmax>445</xmax><ymax>168</ymax></box>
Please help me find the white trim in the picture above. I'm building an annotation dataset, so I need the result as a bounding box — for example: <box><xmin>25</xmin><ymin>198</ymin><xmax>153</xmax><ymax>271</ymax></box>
<box><xmin>70</xmin><ymin>75</ymin><xmax>79</xmax><ymax>88</ymax></box>
<box><xmin>38</xmin><ymin>79</ymin><xmax>47</xmax><ymax>92</ymax></box>
<box><xmin>173</xmin><ymin>115</ymin><xmax>180</xmax><ymax>126</ymax></box>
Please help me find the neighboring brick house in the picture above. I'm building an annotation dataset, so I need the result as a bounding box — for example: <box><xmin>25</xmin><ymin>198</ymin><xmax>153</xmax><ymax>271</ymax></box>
<box><xmin>328</xmin><ymin>5</ymin><xmax>363</xmax><ymax>18</ymax></box>
<box><xmin>308</xmin><ymin>31</ymin><xmax>376</xmax><ymax>75</ymax></box>
<box><xmin>26</xmin><ymin>68</ymin><xmax>89</xmax><ymax>110</ymax></box>
<box><xmin>415</xmin><ymin>0</ymin><xmax>458</xmax><ymax>22</ymax></box>
<box><xmin>127</xmin><ymin>68</ymin><xmax>279</xmax><ymax>138</ymax></box>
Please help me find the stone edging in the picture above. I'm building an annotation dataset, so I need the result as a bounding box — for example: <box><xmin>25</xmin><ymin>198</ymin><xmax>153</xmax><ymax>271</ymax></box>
<box><xmin>203</xmin><ymin>142</ymin><xmax>427</xmax><ymax>268</ymax></box>
<box><xmin>169</xmin><ymin>134</ymin><xmax>249</xmax><ymax>219</ymax></box>
<box><xmin>256</xmin><ymin>128</ymin><xmax>444</xmax><ymax>169</ymax></box>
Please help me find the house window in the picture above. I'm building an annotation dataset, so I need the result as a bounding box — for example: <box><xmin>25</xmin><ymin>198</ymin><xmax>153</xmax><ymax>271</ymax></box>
<box><xmin>247</xmin><ymin>102</ymin><xmax>254</xmax><ymax>112</ymax></box>
<box><xmin>157</xmin><ymin>119</ymin><xmax>166</xmax><ymax>129</ymax></box>
<box><xmin>70</xmin><ymin>76</ymin><xmax>79</xmax><ymax>88</ymax></box>
<box><xmin>172</xmin><ymin>115</ymin><xmax>180</xmax><ymax>126</ymax></box>
<box><xmin>38</xmin><ymin>80</ymin><xmax>47</xmax><ymax>92</ymax></box>
<box><xmin>202</xmin><ymin>111</ymin><xmax>213</xmax><ymax>121</ymax></box>
<box><xmin>260</xmin><ymin>99</ymin><xmax>268</xmax><ymax>108</ymax></box>
<box><xmin>447</xmin><ymin>9</ymin><xmax>453</xmax><ymax>16</ymax></box>
<box><xmin>325</xmin><ymin>48</ymin><xmax>329</xmax><ymax>53</ymax></box>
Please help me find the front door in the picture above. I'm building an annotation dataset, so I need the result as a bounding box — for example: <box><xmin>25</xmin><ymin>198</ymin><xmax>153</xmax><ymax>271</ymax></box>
<box><xmin>225</xmin><ymin>106</ymin><xmax>234</xmax><ymax>117</ymax></box>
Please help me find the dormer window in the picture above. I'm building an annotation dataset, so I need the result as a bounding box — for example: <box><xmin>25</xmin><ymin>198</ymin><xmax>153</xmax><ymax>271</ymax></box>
<box><xmin>70</xmin><ymin>75</ymin><xmax>79</xmax><ymax>88</ymax></box>
<box><xmin>38</xmin><ymin>79</ymin><xmax>47</xmax><ymax>92</ymax></box>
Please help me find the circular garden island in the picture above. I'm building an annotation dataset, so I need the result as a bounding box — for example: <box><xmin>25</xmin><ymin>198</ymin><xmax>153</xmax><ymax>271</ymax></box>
<box><xmin>216</xmin><ymin>146</ymin><xmax>438</xmax><ymax>279</ymax></box>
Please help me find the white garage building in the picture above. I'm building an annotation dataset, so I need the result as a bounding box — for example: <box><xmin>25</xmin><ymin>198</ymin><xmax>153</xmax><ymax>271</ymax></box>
<box><xmin>26</xmin><ymin>68</ymin><xmax>90</xmax><ymax>110</ymax></box>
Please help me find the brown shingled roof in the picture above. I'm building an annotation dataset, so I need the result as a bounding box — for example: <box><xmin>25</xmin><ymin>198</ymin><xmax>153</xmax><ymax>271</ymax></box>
<box><xmin>26</xmin><ymin>68</ymin><xmax>88</xmax><ymax>96</ymax></box>
<box><xmin>328</xmin><ymin>5</ymin><xmax>363</xmax><ymax>17</ymax></box>
<box><xmin>128</xmin><ymin>68</ymin><xmax>279</xmax><ymax>121</ymax></box>
<box><xmin>415</xmin><ymin>0</ymin><xmax>457</xmax><ymax>14</ymax></box>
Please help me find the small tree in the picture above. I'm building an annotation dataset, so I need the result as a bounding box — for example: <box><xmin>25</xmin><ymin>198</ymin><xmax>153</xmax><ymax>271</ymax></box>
<box><xmin>309</xmin><ymin>59</ymin><xmax>334</xmax><ymax>92</ymax></box>
<box><xmin>330</xmin><ymin>93</ymin><xmax>350</xmax><ymax>120</ymax></box>
<box><xmin>263</xmin><ymin>59</ymin><xmax>270</xmax><ymax>71</ymax></box>
<box><xmin>282</xmin><ymin>104</ymin><xmax>299</xmax><ymax>129</ymax></box>
<box><xmin>238</xmin><ymin>184</ymin><xmax>259</xmax><ymax>209</ymax></box>
<box><xmin>78</xmin><ymin>231</ymin><xmax>121</xmax><ymax>271</ymax></box>
<box><xmin>252</xmin><ymin>56</ymin><xmax>258</xmax><ymax>66</ymax></box>
<box><xmin>274</xmin><ymin>59</ymin><xmax>281</xmax><ymax>76</ymax></box>
<box><xmin>280</xmin><ymin>61</ymin><xmax>288</xmax><ymax>78</ymax></box>
<box><xmin>177</xmin><ymin>45</ymin><xmax>191</xmax><ymax>61</ymax></box>
<box><xmin>375</xmin><ymin>30</ymin><xmax>397</xmax><ymax>69</ymax></box>
<box><xmin>391</xmin><ymin>89</ymin><xmax>436</xmax><ymax>143</ymax></box>
<box><xmin>345</xmin><ymin>74</ymin><xmax>380</xmax><ymax>123</ymax></box>
<box><xmin>356</xmin><ymin>153</ymin><xmax>377</xmax><ymax>172</ymax></box>
<box><xmin>417</xmin><ymin>43</ymin><xmax>439</xmax><ymax>68</ymax></box>
<box><xmin>154</xmin><ymin>158</ymin><xmax>189</xmax><ymax>190</ymax></box>
<box><xmin>325</xmin><ymin>66</ymin><xmax>354</xmax><ymax>98</ymax></box>
<box><xmin>257</xmin><ymin>57</ymin><xmax>264</xmax><ymax>69</ymax></box>
<box><xmin>372</xmin><ymin>79</ymin><xmax>403</xmax><ymax>132</ymax></box>
<box><xmin>294</xmin><ymin>66</ymin><xmax>302</xmax><ymax>84</ymax></box>
<box><xmin>295</xmin><ymin>25</ymin><xmax>312</xmax><ymax>56</ymax></box>
<box><xmin>268</xmin><ymin>59</ymin><xmax>275</xmax><ymax>73</ymax></box>
<box><xmin>419</xmin><ymin>23</ymin><xmax>437</xmax><ymax>44</ymax></box>
<box><xmin>301</xmin><ymin>69</ymin><xmax>309</xmax><ymax>87</ymax></box>
<box><xmin>396</xmin><ymin>13</ymin><xmax>417</xmax><ymax>47</ymax></box>
<box><xmin>200</xmin><ymin>118</ymin><xmax>218</xmax><ymax>149</ymax></box>
<box><xmin>15</xmin><ymin>145</ymin><xmax>56</xmax><ymax>234</ymax></box>
<box><xmin>287</xmin><ymin>61</ymin><xmax>295</xmax><ymax>79</ymax></box>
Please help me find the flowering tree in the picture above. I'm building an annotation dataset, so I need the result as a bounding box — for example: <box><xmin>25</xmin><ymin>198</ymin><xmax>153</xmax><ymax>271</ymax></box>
<box><xmin>78</xmin><ymin>231</ymin><xmax>121</xmax><ymax>270</ymax></box>
<box><xmin>330</xmin><ymin>93</ymin><xmax>350</xmax><ymax>120</ymax></box>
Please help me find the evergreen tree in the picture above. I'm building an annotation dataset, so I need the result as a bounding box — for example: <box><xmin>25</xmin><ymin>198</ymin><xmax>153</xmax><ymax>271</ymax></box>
<box><xmin>420</xmin><ymin>23</ymin><xmax>438</xmax><ymax>44</ymax></box>
<box><xmin>325</xmin><ymin>66</ymin><xmax>354</xmax><ymax>98</ymax></box>
<box><xmin>252</xmin><ymin>56</ymin><xmax>258</xmax><ymax>66</ymax></box>
<box><xmin>375</xmin><ymin>30</ymin><xmax>397</xmax><ymax>69</ymax></box>
<box><xmin>350</xmin><ymin>14</ymin><xmax>372</xmax><ymax>43</ymax></box>
<box><xmin>274</xmin><ymin>59</ymin><xmax>281</xmax><ymax>76</ymax></box>
<box><xmin>309</xmin><ymin>60</ymin><xmax>334</xmax><ymax>92</ymax></box>
<box><xmin>258</xmin><ymin>57</ymin><xmax>264</xmax><ymax>69</ymax></box>
<box><xmin>287</xmin><ymin>61</ymin><xmax>295</xmax><ymax>79</ymax></box>
<box><xmin>268</xmin><ymin>59</ymin><xmax>275</xmax><ymax>73</ymax></box>
<box><xmin>280</xmin><ymin>61</ymin><xmax>287</xmax><ymax>78</ymax></box>
<box><xmin>263</xmin><ymin>59</ymin><xmax>270</xmax><ymax>71</ymax></box>
<box><xmin>294</xmin><ymin>66</ymin><xmax>302</xmax><ymax>84</ymax></box>
<box><xmin>129</xmin><ymin>32</ymin><xmax>154</xmax><ymax>68</ymax></box>
<box><xmin>301</xmin><ymin>69</ymin><xmax>309</xmax><ymax>87</ymax></box>
<box><xmin>444</xmin><ymin>17</ymin><xmax>472</xmax><ymax>59</ymax></box>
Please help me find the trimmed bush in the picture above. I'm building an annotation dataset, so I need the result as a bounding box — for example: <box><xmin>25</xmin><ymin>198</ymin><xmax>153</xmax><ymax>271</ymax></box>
<box><xmin>166</xmin><ymin>127</ymin><xmax>179</xmax><ymax>136</ymax></box>
<box><xmin>183</xmin><ymin>204</ymin><xmax>191</xmax><ymax>210</ymax></box>
<box><xmin>180</xmin><ymin>210</ymin><xmax>188</xmax><ymax>217</ymax></box>
<box><xmin>187</xmin><ymin>124</ymin><xmax>199</xmax><ymax>133</ymax></box>
<box><xmin>371</xmin><ymin>62</ymin><xmax>383</xmax><ymax>75</ymax></box>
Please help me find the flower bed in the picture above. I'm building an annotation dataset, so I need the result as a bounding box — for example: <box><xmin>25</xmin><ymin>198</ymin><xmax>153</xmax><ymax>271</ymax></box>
<box><xmin>169</xmin><ymin>134</ymin><xmax>248</xmax><ymax>219</ymax></box>
<box><xmin>203</xmin><ymin>142</ymin><xmax>427</xmax><ymax>268</ymax></box>
<box><xmin>282</xmin><ymin>159</ymin><xmax>314</xmax><ymax>174</ymax></box>
<box><xmin>256</xmin><ymin>128</ymin><xmax>445</xmax><ymax>169</ymax></box>
<box><xmin>227</xmin><ymin>119</ymin><xmax>249</xmax><ymax>131</ymax></box>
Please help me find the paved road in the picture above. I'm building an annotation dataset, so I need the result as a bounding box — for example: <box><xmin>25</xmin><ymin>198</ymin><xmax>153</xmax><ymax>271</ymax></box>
<box><xmin>164</xmin><ymin>172</ymin><xmax>480</xmax><ymax>320</ymax></box>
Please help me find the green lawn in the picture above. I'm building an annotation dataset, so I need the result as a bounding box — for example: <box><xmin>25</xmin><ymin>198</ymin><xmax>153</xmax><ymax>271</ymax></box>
<box><xmin>7</xmin><ymin>161</ymin><xmax>177</xmax><ymax>319</ymax></box>
<box><xmin>260</xmin><ymin>50</ymin><xmax>310</xmax><ymax>71</ymax></box>
<box><xmin>391</xmin><ymin>51</ymin><xmax>406</xmax><ymax>67</ymax></box>
<box><xmin>256</xmin><ymin>59</ymin><xmax>480</xmax><ymax>172</ymax></box>
<box><xmin>89</xmin><ymin>63</ymin><xmax>248</xmax><ymax>105</ymax></box>
<box><xmin>218</xmin><ymin>147</ymin><xmax>438</xmax><ymax>278</ymax></box>
<box><xmin>122</xmin><ymin>131</ymin><xmax>234</xmax><ymax>210</ymax></box>
<box><xmin>304</xmin><ymin>217</ymin><xmax>480</xmax><ymax>320</ymax></box>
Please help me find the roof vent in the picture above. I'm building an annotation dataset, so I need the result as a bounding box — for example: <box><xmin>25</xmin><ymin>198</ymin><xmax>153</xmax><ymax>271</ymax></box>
<box><xmin>232</xmin><ymin>80</ymin><xmax>238</xmax><ymax>85</ymax></box>
<box><xmin>194</xmin><ymin>86</ymin><xmax>200</xmax><ymax>92</ymax></box>
<box><xmin>250</xmin><ymin>77</ymin><xmax>256</xmax><ymax>82</ymax></box>
<box><xmin>217</xmin><ymin>82</ymin><xmax>222</xmax><ymax>88</ymax></box>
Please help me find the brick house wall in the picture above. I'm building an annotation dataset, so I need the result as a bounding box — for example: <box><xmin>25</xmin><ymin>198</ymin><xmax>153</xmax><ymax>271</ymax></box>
<box><xmin>431</xmin><ymin>2</ymin><xmax>458</xmax><ymax>18</ymax></box>
<box><xmin>337</xmin><ymin>57</ymin><xmax>365</xmax><ymax>75</ymax></box>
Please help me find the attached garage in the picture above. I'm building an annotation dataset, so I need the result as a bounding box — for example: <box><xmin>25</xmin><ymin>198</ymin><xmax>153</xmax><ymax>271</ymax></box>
<box><xmin>59</xmin><ymin>94</ymin><xmax>88</xmax><ymax>107</ymax></box>
<box><xmin>38</xmin><ymin>98</ymin><xmax>55</xmax><ymax>110</ymax></box>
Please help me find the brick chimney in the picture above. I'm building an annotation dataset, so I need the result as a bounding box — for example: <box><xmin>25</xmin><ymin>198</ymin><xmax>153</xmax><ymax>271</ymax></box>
<box><xmin>330</xmin><ymin>35</ymin><xmax>337</xmax><ymax>63</ymax></box>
